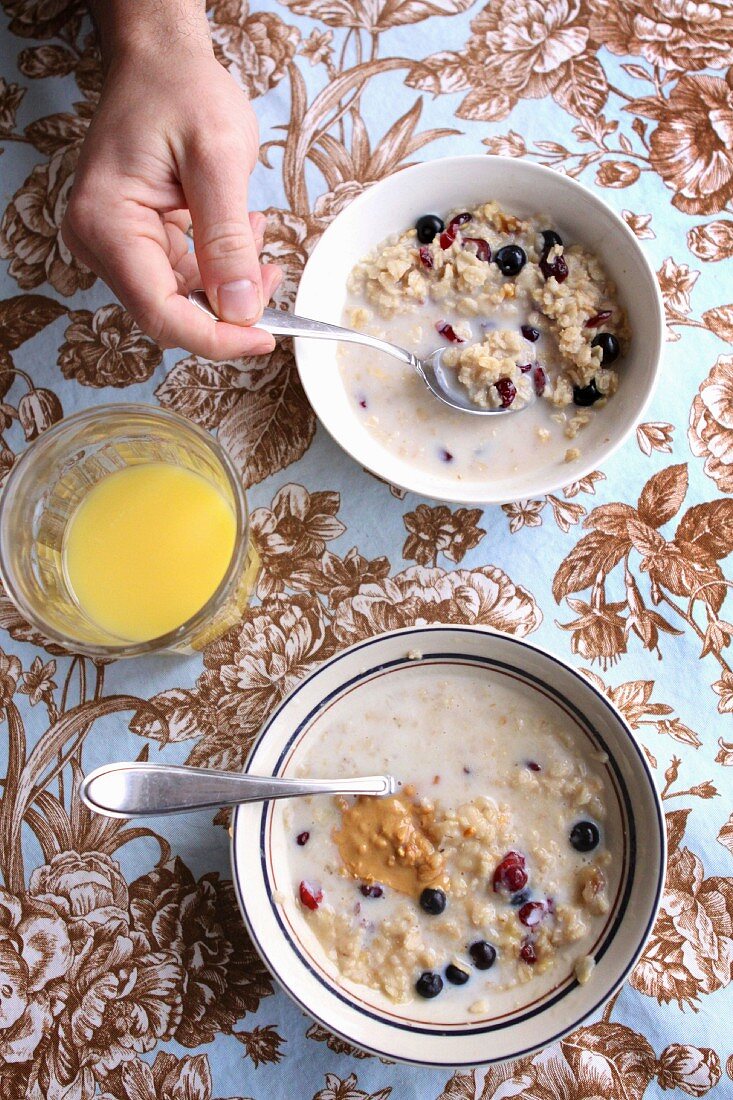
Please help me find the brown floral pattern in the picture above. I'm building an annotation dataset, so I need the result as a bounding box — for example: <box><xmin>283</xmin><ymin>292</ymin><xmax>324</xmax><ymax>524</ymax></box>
<box><xmin>58</xmin><ymin>304</ymin><xmax>163</xmax><ymax>388</ymax></box>
<box><xmin>1</xmin><ymin>0</ymin><xmax>733</xmax><ymax>1095</ymax></box>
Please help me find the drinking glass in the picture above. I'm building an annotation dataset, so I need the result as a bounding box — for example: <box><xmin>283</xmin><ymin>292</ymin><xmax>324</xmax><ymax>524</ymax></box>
<box><xmin>0</xmin><ymin>404</ymin><xmax>259</xmax><ymax>656</ymax></box>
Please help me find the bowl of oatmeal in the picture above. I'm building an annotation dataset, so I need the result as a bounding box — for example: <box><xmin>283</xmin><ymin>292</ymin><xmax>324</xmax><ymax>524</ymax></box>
<box><xmin>232</xmin><ymin>626</ymin><xmax>665</xmax><ymax>1066</ymax></box>
<box><xmin>294</xmin><ymin>157</ymin><xmax>663</xmax><ymax>504</ymax></box>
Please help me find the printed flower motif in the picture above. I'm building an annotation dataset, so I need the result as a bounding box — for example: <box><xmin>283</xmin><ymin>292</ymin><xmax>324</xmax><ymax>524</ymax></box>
<box><xmin>48</xmin><ymin>917</ymin><xmax>182</xmax><ymax>1092</ymax></box>
<box><xmin>58</xmin><ymin>305</ymin><xmax>163</xmax><ymax>388</ymax></box>
<box><xmin>300</xmin><ymin>28</ymin><xmax>334</xmax><ymax>66</ymax></box>
<box><xmin>657</xmin><ymin>258</ymin><xmax>699</xmax><ymax>314</ymax></box>
<box><xmin>0</xmin><ymin>577</ymin><xmax>69</xmax><ymax>658</ymax></box>
<box><xmin>0</xmin><ymin>146</ymin><xmax>94</xmax><ymax>295</ymax></box>
<box><xmin>191</xmin><ymin>595</ymin><xmax>328</xmax><ymax>769</ymax></box>
<box><xmin>17</xmin><ymin>388</ymin><xmax>63</xmax><ymax>440</ymax></box>
<box><xmin>631</xmin><ymin>811</ymin><xmax>733</xmax><ymax>1007</ymax></box>
<box><xmin>689</xmin><ymin>355</ymin><xmax>733</xmax><ymax>493</ymax></box>
<box><xmin>18</xmin><ymin>658</ymin><xmax>57</xmax><ymax>706</ymax></box>
<box><xmin>595</xmin><ymin>161</ymin><xmax>640</xmax><ymax>188</ymax></box>
<box><xmin>558</xmin><ymin>586</ymin><xmax>627</xmax><ymax>667</ymax></box>
<box><xmin>649</xmin><ymin>74</ymin><xmax>733</xmax><ymax>215</ymax></box>
<box><xmin>314</xmin><ymin>1073</ymin><xmax>391</xmax><ymax>1100</ymax></box>
<box><xmin>233</xmin><ymin>1024</ymin><xmax>285</xmax><ymax>1066</ymax></box>
<box><xmin>0</xmin><ymin>650</ymin><xmax>21</xmax><ymax>707</ymax></box>
<box><xmin>251</xmin><ymin>483</ymin><xmax>346</xmax><ymax>597</ymax></box>
<box><xmin>0</xmin><ymin>888</ymin><xmax>72</xmax><ymax>1067</ymax></box>
<box><xmin>412</xmin><ymin>0</ymin><xmax>604</xmax><ymax>122</ymax></box>
<box><xmin>687</xmin><ymin>220</ymin><xmax>733</xmax><ymax>262</ymax></box>
<box><xmin>622</xmin><ymin>210</ymin><xmax>655</xmax><ymax>239</ymax></box>
<box><xmin>128</xmin><ymin>858</ymin><xmax>272</xmax><ymax>1047</ymax></box>
<box><xmin>29</xmin><ymin>851</ymin><xmax>129</xmax><ymax>934</ymax></box>
<box><xmin>655</xmin><ymin>718</ymin><xmax>701</xmax><ymax>749</ymax></box>
<box><xmin>402</xmin><ymin>504</ymin><xmax>485</xmax><ymax>566</ymax></box>
<box><xmin>715</xmin><ymin>736</ymin><xmax>733</xmax><ymax>764</ymax></box>
<box><xmin>588</xmin><ymin>0</ymin><xmax>733</xmax><ymax>73</ymax></box>
<box><xmin>261</xmin><ymin>208</ymin><xmax>317</xmax><ymax>311</ymax></box>
<box><xmin>0</xmin><ymin>78</ymin><xmax>24</xmax><ymax>133</ymax></box>
<box><xmin>481</xmin><ymin>130</ymin><xmax>526</xmax><ymax>157</ymax></box>
<box><xmin>333</xmin><ymin>565</ymin><xmax>541</xmax><ymax>643</ymax></box>
<box><xmin>658</xmin><ymin>1045</ymin><xmax>722</xmax><ymax>1095</ymax></box>
<box><xmin>210</xmin><ymin>0</ymin><xmax>300</xmax><ymax>98</ymax></box>
<box><xmin>712</xmin><ymin>671</ymin><xmax>733</xmax><ymax>713</ymax></box>
<box><xmin>99</xmin><ymin>1052</ymin><xmax>213</xmax><ymax>1100</ymax></box>
<box><xmin>321</xmin><ymin>547</ymin><xmax>391</xmax><ymax>607</ymax></box>
<box><xmin>637</xmin><ymin>421</ymin><xmax>674</xmax><ymax>455</ymax></box>
<box><xmin>502</xmin><ymin>499</ymin><xmax>545</xmax><ymax>533</ymax></box>
<box><xmin>2</xmin><ymin>0</ymin><xmax>84</xmax><ymax>38</ymax></box>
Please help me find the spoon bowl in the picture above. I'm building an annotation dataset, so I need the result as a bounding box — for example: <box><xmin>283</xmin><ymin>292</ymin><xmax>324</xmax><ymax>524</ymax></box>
<box><xmin>189</xmin><ymin>291</ymin><xmax>517</xmax><ymax>416</ymax></box>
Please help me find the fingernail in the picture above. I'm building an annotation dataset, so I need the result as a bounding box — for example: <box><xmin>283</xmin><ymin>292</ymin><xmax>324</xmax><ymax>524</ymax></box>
<box><xmin>217</xmin><ymin>279</ymin><xmax>261</xmax><ymax>323</ymax></box>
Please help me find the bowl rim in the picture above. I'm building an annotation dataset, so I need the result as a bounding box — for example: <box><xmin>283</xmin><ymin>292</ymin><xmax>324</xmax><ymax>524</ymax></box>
<box><xmin>294</xmin><ymin>155</ymin><xmax>665</xmax><ymax>505</ymax></box>
<box><xmin>231</xmin><ymin>624</ymin><xmax>666</xmax><ymax>1066</ymax></box>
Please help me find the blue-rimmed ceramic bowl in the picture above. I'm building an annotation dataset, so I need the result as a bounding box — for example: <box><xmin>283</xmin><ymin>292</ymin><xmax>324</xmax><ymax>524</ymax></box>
<box><xmin>232</xmin><ymin>626</ymin><xmax>665</xmax><ymax>1066</ymax></box>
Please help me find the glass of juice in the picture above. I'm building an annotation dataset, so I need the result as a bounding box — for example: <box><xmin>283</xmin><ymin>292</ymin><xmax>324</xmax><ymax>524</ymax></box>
<box><xmin>0</xmin><ymin>405</ymin><xmax>259</xmax><ymax>656</ymax></box>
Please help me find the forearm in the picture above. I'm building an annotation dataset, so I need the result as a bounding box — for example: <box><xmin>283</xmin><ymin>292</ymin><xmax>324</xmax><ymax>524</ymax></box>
<box><xmin>89</xmin><ymin>0</ymin><xmax>212</xmax><ymax>66</ymax></box>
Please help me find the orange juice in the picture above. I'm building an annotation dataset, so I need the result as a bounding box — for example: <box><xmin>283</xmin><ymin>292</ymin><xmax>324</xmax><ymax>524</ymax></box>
<box><xmin>63</xmin><ymin>462</ymin><xmax>236</xmax><ymax>642</ymax></box>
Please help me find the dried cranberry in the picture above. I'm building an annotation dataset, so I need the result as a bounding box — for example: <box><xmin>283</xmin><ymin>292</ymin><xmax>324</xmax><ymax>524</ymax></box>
<box><xmin>520</xmin><ymin>940</ymin><xmax>537</xmax><ymax>964</ymax></box>
<box><xmin>448</xmin><ymin>212</ymin><xmax>471</xmax><ymax>234</ymax></box>
<box><xmin>584</xmin><ymin>310</ymin><xmax>612</xmax><ymax>328</ymax></box>
<box><xmin>440</xmin><ymin>448</ymin><xmax>454</xmax><ymax>463</ymax></box>
<box><xmin>540</xmin><ymin>252</ymin><xmax>569</xmax><ymax>283</ymax></box>
<box><xmin>533</xmin><ymin>366</ymin><xmax>546</xmax><ymax>396</ymax></box>
<box><xmin>358</xmin><ymin>398</ymin><xmax>367</xmax><ymax>409</ymax></box>
<box><xmin>493</xmin><ymin>851</ymin><xmax>528</xmax><ymax>893</ymax></box>
<box><xmin>495</xmin><ymin>378</ymin><xmax>517</xmax><ymax>408</ymax></box>
<box><xmin>518</xmin><ymin>901</ymin><xmax>547</xmax><ymax>928</ymax></box>
<box><xmin>439</xmin><ymin>230</ymin><xmax>456</xmax><ymax>249</ymax></box>
<box><xmin>418</xmin><ymin>246</ymin><xmax>434</xmax><ymax>270</ymax></box>
<box><xmin>299</xmin><ymin>881</ymin><xmax>323</xmax><ymax>911</ymax></box>
<box><xmin>296</xmin><ymin>831</ymin><xmax>310</xmax><ymax>846</ymax></box>
<box><xmin>462</xmin><ymin>237</ymin><xmax>491</xmax><ymax>262</ymax></box>
<box><xmin>360</xmin><ymin>883</ymin><xmax>384</xmax><ymax>898</ymax></box>
<box><xmin>521</xmin><ymin>325</ymin><xmax>540</xmax><ymax>342</ymax></box>
<box><xmin>526</xmin><ymin>760</ymin><xmax>541</xmax><ymax>772</ymax></box>
<box><xmin>436</xmin><ymin>321</ymin><xmax>464</xmax><ymax>343</ymax></box>
<box><xmin>518</xmin><ymin>363</ymin><xmax>532</xmax><ymax>373</ymax></box>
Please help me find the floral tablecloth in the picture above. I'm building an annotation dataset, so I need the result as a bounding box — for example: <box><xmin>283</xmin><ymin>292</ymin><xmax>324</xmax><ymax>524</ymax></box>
<box><xmin>1</xmin><ymin>1</ymin><xmax>733</xmax><ymax>1097</ymax></box>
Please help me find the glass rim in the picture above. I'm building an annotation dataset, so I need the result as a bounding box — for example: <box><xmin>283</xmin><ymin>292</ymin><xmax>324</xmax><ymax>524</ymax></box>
<box><xmin>0</xmin><ymin>402</ymin><xmax>250</xmax><ymax>658</ymax></box>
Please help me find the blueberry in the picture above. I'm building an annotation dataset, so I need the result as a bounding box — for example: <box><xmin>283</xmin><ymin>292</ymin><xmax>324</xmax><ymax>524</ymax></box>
<box><xmin>469</xmin><ymin>940</ymin><xmax>497</xmax><ymax>970</ymax></box>
<box><xmin>445</xmin><ymin>964</ymin><xmax>470</xmax><ymax>985</ymax></box>
<box><xmin>573</xmin><ymin>379</ymin><xmax>602</xmax><ymax>406</ymax></box>
<box><xmin>591</xmin><ymin>332</ymin><xmax>620</xmax><ymax>365</ymax></box>
<box><xmin>416</xmin><ymin>971</ymin><xmax>443</xmax><ymax>998</ymax></box>
<box><xmin>420</xmin><ymin>887</ymin><xmax>447</xmax><ymax>915</ymax></box>
<box><xmin>521</xmin><ymin>325</ymin><xmax>540</xmax><ymax>342</ymax></box>
<box><xmin>541</xmin><ymin>229</ymin><xmax>563</xmax><ymax>251</ymax></box>
<box><xmin>570</xmin><ymin>821</ymin><xmax>600</xmax><ymax>852</ymax></box>
<box><xmin>415</xmin><ymin>214</ymin><xmax>445</xmax><ymax>244</ymax></box>
<box><xmin>510</xmin><ymin>889</ymin><xmax>531</xmax><ymax>908</ymax></box>
<box><xmin>495</xmin><ymin>245</ymin><xmax>526</xmax><ymax>277</ymax></box>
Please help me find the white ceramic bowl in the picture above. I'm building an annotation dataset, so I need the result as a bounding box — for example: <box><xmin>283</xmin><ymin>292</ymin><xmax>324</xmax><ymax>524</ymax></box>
<box><xmin>232</xmin><ymin>626</ymin><xmax>665</xmax><ymax>1066</ymax></box>
<box><xmin>294</xmin><ymin>156</ymin><xmax>664</xmax><ymax>504</ymax></box>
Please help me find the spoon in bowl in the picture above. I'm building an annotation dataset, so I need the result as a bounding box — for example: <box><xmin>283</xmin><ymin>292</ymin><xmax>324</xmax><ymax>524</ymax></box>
<box><xmin>189</xmin><ymin>290</ymin><xmax>521</xmax><ymax>417</ymax></box>
<box><xmin>81</xmin><ymin>761</ymin><xmax>398</xmax><ymax>818</ymax></box>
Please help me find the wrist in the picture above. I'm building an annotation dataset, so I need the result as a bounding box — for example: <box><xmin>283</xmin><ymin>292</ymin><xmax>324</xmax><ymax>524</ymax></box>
<box><xmin>90</xmin><ymin>0</ymin><xmax>213</xmax><ymax>69</ymax></box>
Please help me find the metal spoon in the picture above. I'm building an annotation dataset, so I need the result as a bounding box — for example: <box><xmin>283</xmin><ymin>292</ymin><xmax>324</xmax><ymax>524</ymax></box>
<box><xmin>189</xmin><ymin>290</ymin><xmax>519</xmax><ymax>417</ymax></box>
<box><xmin>80</xmin><ymin>761</ymin><xmax>398</xmax><ymax>819</ymax></box>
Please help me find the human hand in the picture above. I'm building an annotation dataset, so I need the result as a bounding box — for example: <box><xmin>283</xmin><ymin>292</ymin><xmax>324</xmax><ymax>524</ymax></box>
<box><xmin>62</xmin><ymin>13</ymin><xmax>280</xmax><ymax>360</ymax></box>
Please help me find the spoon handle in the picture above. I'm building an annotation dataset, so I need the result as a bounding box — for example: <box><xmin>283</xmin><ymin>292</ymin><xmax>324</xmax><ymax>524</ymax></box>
<box><xmin>80</xmin><ymin>761</ymin><xmax>397</xmax><ymax>818</ymax></box>
<box><xmin>189</xmin><ymin>291</ymin><xmax>420</xmax><ymax>371</ymax></box>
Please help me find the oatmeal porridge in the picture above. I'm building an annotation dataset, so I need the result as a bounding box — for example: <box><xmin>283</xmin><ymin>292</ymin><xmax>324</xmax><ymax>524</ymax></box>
<box><xmin>282</xmin><ymin>662</ymin><xmax>618</xmax><ymax>1011</ymax></box>
<box><xmin>339</xmin><ymin>202</ymin><xmax>630</xmax><ymax>482</ymax></box>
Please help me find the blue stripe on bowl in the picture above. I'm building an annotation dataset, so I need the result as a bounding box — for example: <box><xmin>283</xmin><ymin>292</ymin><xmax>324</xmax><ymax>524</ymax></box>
<box><xmin>232</xmin><ymin>627</ymin><xmax>665</xmax><ymax>1066</ymax></box>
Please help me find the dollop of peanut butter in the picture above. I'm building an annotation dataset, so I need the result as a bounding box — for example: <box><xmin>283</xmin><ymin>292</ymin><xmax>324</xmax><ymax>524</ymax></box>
<box><xmin>333</xmin><ymin>794</ymin><xmax>446</xmax><ymax>897</ymax></box>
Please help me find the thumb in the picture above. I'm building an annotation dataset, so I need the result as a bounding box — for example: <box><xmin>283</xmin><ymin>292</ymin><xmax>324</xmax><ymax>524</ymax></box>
<box><xmin>181</xmin><ymin>141</ymin><xmax>263</xmax><ymax>325</ymax></box>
